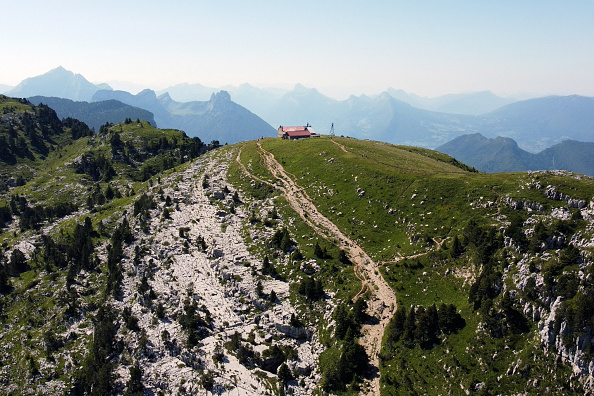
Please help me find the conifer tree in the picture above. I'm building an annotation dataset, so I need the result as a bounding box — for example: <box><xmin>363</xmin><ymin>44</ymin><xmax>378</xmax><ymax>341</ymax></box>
<box><xmin>403</xmin><ymin>306</ymin><xmax>416</xmax><ymax>347</ymax></box>
<box><xmin>387</xmin><ymin>306</ymin><xmax>407</xmax><ymax>345</ymax></box>
<box><xmin>277</xmin><ymin>363</ymin><xmax>292</xmax><ymax>389</ymax></box>
<box><xmin>451</xmin><ymin>235</ymin><xmax>464</xmax><ymax>258</ymax></box>
<box><xmin>124</xmin><ymin>364</ymin><xmax>143</xmax><ymax>396</ymax></box>
<box><xmin>269</xmin><ymin>289</ymin><xmax>277</xmax><ymax>303</ymax></box>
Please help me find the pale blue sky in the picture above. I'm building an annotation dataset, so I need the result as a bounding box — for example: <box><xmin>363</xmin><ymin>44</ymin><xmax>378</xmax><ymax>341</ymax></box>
<box><xmin>2</xmin><ymin>0</ymin><xmax>593</xmax><ymax>99</ymax></box>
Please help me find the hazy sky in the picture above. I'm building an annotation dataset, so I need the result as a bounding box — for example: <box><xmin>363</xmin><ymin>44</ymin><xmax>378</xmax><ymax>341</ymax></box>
<box><xmin>2</xmin><ymin>1</ymin><xmax>593</xmax><ymax>99</ymax></box>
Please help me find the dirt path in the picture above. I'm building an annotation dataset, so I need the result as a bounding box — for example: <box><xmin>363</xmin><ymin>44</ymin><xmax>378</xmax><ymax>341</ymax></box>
<box><xmin>331</xmin><ymin>138</ymin><xmax>349</xmax><ymax>153</ymax></box>
<box><xmin>237</xmin><ymin>142</ymin><xmax>397</xmax><ymax>395</ymax></box>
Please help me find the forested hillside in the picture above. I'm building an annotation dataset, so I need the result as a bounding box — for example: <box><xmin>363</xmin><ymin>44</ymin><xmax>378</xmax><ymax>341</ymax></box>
<box><xmin>28</xmin><ymin>96</ymin><xmax>157</xmax><ymax>131</ymax></box>
<box><xmin>437</xmin><ymin>133</ymin><xmax>594</xmax><ymax>176</ymax></box>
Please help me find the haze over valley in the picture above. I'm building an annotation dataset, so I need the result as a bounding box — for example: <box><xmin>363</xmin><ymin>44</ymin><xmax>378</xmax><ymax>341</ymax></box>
<box><xmin>4</xmin><ymin>66</ymin><xmax>594</xmax><ymax>168</ymax></box>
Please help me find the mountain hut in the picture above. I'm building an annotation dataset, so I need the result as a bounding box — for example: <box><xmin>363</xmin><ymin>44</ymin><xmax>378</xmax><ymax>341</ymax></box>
<box><xmin>277</xmin><ymin>125</ymin><xmax>320</xmax><ymax>140</ymax></box>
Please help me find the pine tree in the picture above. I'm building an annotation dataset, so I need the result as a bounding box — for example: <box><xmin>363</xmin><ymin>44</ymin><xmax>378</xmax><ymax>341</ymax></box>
<box><xmin>292</xmin><ymin>249</ymin><xmax>303</xmax><ymax>261</ymax></box>
<box><xmin>451</xmin><ymin>235</ymin><xmax>464</xmax><ymax>258</ymax></box>
<box><xmin>124</xmin><ymin>364</ymin><xmax>143</xmax><ymax>396</ymax></box>
<box><xmin>314</xmin><ymin>242</ymin><xmax>324</xmax><ymax>258</ymax></box>
<box><xmin>334</xmin><ymin>303</ymin><xmax>350</xmax><ymax>340</ymax></box>
<box><xmin>0</xmin><ymin>266</ymin><xmax>11</xmax><ymax>294</ymax></box>
<box><xmin>339</xmin><ymin>249</ymin><xmax>350</xmax><ymax>264</ymax></box>
<box><xmin>353</xmin><ymin>298</ymin><xmax>367</xmax><ymax>324</ymax></box>
<box><xmin>262</xmin><ymin>256</ymin><xmax>271</xmax><ymax>275</ymax></box>
<box><xmin>8</xmin><ymin>248</ymin><xmax>28</xmax><ymax>276</ymax></box>
<box><xmin>387</xmin><ymin>306</ymin><xmax>407</xmax><ymax>345</ymax></box>
<box><xmin>415</xmin><ymin>304</ymin><xmax>439</xmax><ymax>348</ymax></box>
<box><xmin>339</xmin><ymin>332</ymin><xmax>368</xmax><ymax>384</ymax></box>
<box><xmin>290</xmin><ymin>313</ymin><xmax>303</xmax><ymax>328</ymax></box>
<box><xmin>269</xmin><ymin>289</ymin><xmax>277</xmax><ymax>303</ymax></box>
<box><xmin>277</xmin><ymin>363</ymin><xmax>293</xmax><ymax>389</ymax></box>
<box><xmin>403</xmin><ymin>306</ymin><xmax>416</xmax><ymax>347</ymax></box>
<box><xmin>280</xmin><ymin>231</ymin><xmax>292</xmax><ymax>253</ymax></box>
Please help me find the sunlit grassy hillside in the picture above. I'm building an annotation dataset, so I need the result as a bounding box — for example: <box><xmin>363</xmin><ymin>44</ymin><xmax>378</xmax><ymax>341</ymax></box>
<box><xmin>245</xmin><ymin>135</ymin><xmax>594</xmax><ymax>394</ymax></box>
<box><xmin>257</xmin><ymin>136</ymin><xmax>594</xmax><ymax>260</ymax></box>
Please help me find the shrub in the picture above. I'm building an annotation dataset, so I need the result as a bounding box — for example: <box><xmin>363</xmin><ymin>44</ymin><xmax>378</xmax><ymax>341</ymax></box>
<box><xmin>298</xmin><ymin>276</ymin><xmax>323</xmax><ymax>300</ymax></box>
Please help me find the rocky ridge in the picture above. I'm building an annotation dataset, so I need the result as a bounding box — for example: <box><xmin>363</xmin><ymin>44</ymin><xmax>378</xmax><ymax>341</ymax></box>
<box><xmin>500</xmin><ymin>172</ymin><xmax>594</xmax><ymax>389</ymax></box>
<box><xmin>108</xmin><ymin>148</ymin><xmax>325</xmax><ymax>394</ymax></box>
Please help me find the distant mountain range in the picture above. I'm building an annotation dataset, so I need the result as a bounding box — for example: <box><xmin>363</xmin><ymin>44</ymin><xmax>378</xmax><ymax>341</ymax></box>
<box><xmin>7</xmin><ymin>66</ymin><xmax>112</xmax><ymax>101</ymax></box>
<box><xmin>156</xmin><ymin>82</ymin><xmax>287</xmax><ymax>122</ymax></box>
<box><xmin>159</xmin><ymin>83</ymin><xmax>515</xmax><ymax>117</ymax></box>
<box><xmin>27</xmin><ymin>96</ymin><xmax>156</xmax><ymax>131</ymax></box>
<box><xmin>436</xmin><ymin>133</ymin><xmax>594</xmax><ymax>176</ymax></box>
<box><xmin>243</xmin><ymin>85</ymin><xmax>594</xmax><ymax>152</ymax></box>
<box><xmin>259</xmin><ymin>88</ymin><xmax>476</xmax><ymax>147</ymax></box>
<box><xmin>92</xmin><ymin>89</ymin><xmax>276</xmax><ymax>144</ymax></box>
<box><xmin>4</xmin><ymin>67</ymin><xmax>594</xmax><ymax>150</ymax></box>
<box><xmin>385</xmin><ymin>88</ymin><xmax>515</xmax><ymax>115</ymax></box>
<box><xmin>475</xmin><ymin>95</ymin><xmax>594</xmax><ymax>151</ymax></box>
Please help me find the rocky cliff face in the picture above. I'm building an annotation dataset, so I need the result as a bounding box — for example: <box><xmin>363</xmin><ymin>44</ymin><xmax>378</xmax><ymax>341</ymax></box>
<box><xmin>501</xmin><ymin>172</ymin><xmax>594</xmax><ymax>389</ymax></box>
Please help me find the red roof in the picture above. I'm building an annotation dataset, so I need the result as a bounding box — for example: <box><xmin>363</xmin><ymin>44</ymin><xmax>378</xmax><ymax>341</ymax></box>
<box><xmin>286</xmin><ymin>130</ymin><xmax>311</xmax><ymax>137</ymax></box>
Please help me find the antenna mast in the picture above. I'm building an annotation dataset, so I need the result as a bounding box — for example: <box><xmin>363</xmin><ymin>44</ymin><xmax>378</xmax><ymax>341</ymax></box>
<box><xmin>329</xmin><ymin>123</ymin><xmax>335</xmax><ymax>138</ymax></box>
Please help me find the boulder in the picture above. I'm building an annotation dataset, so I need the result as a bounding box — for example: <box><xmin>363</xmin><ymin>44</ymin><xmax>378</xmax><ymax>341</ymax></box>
<box><xmin>289</xmin><ymin>360</ymin><xmax>312</xmax><ymax>376</ymax></box>
<box><xmin>274</xmin><ymin>323</ymin><xmax>312</xmax><ymax>340</ymax></box>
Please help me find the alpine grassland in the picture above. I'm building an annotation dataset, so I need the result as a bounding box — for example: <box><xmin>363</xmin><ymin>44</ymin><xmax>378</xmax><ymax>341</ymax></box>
<box><xmin>227</xmin><ymin>141</ymin><xmax>363</xmax><ymax>328</ymax></box>
<box><xmin>252</xmin><ymin>135</ymin><xmax>594</xmax><ymax>394</ymax></box>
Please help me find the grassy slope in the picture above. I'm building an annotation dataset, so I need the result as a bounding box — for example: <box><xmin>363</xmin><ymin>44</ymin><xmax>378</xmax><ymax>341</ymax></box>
<box><xmin>226</xmin><ymin>141</ymin><xmax>362</xmax><ymax>320</ymax></box>
<box><xmin>0</xmin><ymin>95</ymin><xmax>31</xmax><ymax>113</ymax></box>
<box><xmin>263</xmin><ymin>137</ymin><xmax>496</xmax><ymax>258</ymax></box>
<box><xmin>256</xmin><ymin>136</ymin><xmax>594</xmax><ymax>394</ymax></box>
<box><xmin>260</xmin><ymin>136</ymin><xmax>594</xmax><ymax>257</ymax></box>
<box><xmin>1</xmin><ymin>121</ymin><xmax>191</xmax><ymax>207</ymax></box>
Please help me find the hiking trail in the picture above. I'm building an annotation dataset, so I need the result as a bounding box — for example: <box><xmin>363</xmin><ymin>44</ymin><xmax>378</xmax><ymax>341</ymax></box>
<box><xmin>238</xmin><ymin>142</ymin><xmax>398</xmax><ymax>395</ymax></box>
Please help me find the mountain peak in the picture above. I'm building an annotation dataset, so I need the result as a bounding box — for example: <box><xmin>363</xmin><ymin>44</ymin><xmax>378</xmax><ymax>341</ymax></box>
<box><xmin>7</xmin><ymin>66</ymin><xmax>105</xmax><ymax>102</ymax></box>
<box><xmin>386</xmin><ymin>87</ymin><xmax>408</xmax><ymax>95</ymax></box>
<box><xmin>293</xmin><ymin>83</ymin><xmax>312</xmax><ymax>93</ymax></box>
<box><xmin>493</xmin><ymin>135</ymin><xmax>519</xmax><ymax>147</ymax></box>
<box><xmin>137</xmin><ymin>89</ymin><xmax>157</xmax><ymax>100</ymax></box>
<box><xmin>210</xmin><ymin>90</ymin><xmax>231</xmax><ymax>103</ymax></box>
<box><xmin>45</xmin><ymin>66</ymin><xmax>84</xmax><ymax>80</ymax></box>
<box><xmin>157</xmin><ymin>92</ymin><xmax>173</xmax><ymax>102</ymax></box>
<box><xmin>377</xmin><ymin>92</ymin><xmax>391</xmax><ymax>101</ymax></box>
<box><xmin>95</xmin><ymin>83</ymin><xmax>113</xmax><ymax>91</ymax></box>
<box><xmin>51</xmin><ymin>65</ymin><xmax>68</xmax><ymax>73</ymax></box>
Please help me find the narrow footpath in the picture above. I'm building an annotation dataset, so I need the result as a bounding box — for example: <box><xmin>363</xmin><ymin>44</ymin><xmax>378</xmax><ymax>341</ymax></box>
<box><xmin>238</xmin><ymin>142</ymin><xmax>398</xmax><ymax>395</ymax></box>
